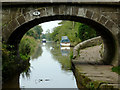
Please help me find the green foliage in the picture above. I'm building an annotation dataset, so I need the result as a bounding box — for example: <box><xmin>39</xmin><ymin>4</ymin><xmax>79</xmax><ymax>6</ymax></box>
<box><xmin>45</xmin><ymin>21</ymin><xmax>81</xmax><ymax>45</ymax></box>
<box><xmin>2</xmin><ymin>43</ymin><xmax>16</xmax><ymax>64</ymax></box>
<box><xmin>2</xmin><ymin>25</ymin><xmax>43</xmax><ymax>81</ymax></box>
<box><xmin>45</xmin><ymin>21</ymin><xmax>97</xmax><ymax>46</ymax></box>
<box><xmin>112</xmin><ymin>66</ymin><xmax>120</xmax><ymax>75</ymax></box>
<box><xmin>78</xmin><ymin>23</ymin><xmax>97</xmax><ymax>41</ymax></box>
<box><xmin>70</xmin><ymin>51</ymin><xmax>73</xmax><ymax>60</ymax></box>
<box><xmin>26</xmin><ymin>25</ymin><xmax>43</xmax><ymax>39</ymax></box>
<box><xmin>19</xmin><ymin>25</ymin><xmax>43</xmax><ymax>60</ymax></box>
<box><xmin>19</xmin><ymin>36</ymin><xmax>37</xmax><ymax>60</ymax></box>
<box><xmin>89</xmin><ymin>82</ymin><xmax>95</xmax><ymax>89</ymax></box>
<box><xmin>2</xmin><ymin>43</ymin><xmax>30</xmax><ymax>81</ymax></box>
<box><xmin>41</xmin><ymin>34</ymin><xmax>46</xmax><ymax>39</ymax></box>
<box><xmin>44</xmin><ymin>29</ymin><xmax>52</xmax><ymax>41</ymax></box>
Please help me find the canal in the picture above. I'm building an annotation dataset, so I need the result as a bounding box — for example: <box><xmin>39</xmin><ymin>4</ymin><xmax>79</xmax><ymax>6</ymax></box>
<box><xmin>3</xmin><ymin>42</ymin><xmax>78</xmax><ymax>89</ymax></box>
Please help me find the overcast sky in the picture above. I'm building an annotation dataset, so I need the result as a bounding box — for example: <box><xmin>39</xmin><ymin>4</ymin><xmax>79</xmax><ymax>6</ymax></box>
<box><xmin>39</xmin><ymin>20</ymin><xmax>62</xmax><ymax>34</ymax></box>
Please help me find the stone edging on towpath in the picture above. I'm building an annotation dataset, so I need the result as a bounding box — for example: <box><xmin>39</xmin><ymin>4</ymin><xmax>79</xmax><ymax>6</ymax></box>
<box><xmin>73</xmin><ymin>36</ymin><xmax>102</xmax><ymax>59</ymax></box>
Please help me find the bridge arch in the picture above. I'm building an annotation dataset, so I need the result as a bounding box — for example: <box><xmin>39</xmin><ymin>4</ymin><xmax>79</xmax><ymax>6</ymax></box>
<box><xmin>2</xmin><ymin>5</ymin><xmax>119</xmax><ymax>66</ymax></box>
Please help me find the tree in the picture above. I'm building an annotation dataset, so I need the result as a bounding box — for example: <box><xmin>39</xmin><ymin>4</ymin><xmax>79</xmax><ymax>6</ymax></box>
<box><xmin>78</xmin><ymin>23</ymin><xmax>97</xmax><ymax>41</ymax></box>
<box><xmin>26</xmin><ymin>25</ymin><xmax>43</xmax><ymax>39</ymax></box>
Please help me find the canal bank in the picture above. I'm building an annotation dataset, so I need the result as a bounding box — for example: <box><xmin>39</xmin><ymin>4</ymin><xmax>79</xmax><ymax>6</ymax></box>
<box><xmin>72</xmin><ymin>62</ymin><xmax>120</xmax><ymax>89</ymax></box>
<box><xmin>71</xmin><ymin>37</ymin><xmax>120</xmax><ymax>89</ymax></box>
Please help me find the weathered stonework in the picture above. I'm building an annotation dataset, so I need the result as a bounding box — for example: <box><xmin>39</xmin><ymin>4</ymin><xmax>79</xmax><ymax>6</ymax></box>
<box><xmin>73</xmin><ymin>36</ymin><xmax>103</xmax><ymax>59</ymax></box>
<box><xmin>2</xmin><ymin>3</ymin><xmax>120</xmax><ymax>66</ymax></box>
<box><xmin>17</xmin><ymin>15</ymin><xmax>26</xmax><ymax>25</ymax></box>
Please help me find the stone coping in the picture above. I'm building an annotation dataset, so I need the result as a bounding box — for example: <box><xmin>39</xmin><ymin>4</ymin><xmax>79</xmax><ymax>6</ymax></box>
<box><xmin>73</xmin><ymin>36</ymin><xmax>102</xmax><ymax>59</ymax></box>
<box><xmin>1</xmin><ymin>0</ymin><xmax>120</xmax><ymax>6</ymax></box>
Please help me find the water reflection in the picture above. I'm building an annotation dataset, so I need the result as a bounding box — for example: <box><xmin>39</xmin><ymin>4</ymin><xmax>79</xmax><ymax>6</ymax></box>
<box><xmin>49</xmin><ymin>44</ymin><xmax>72</xmax><ymax>71</ymax></box>
<box><xmin>31</xmin><ymin>45</ymin><xmax>43</xmax><ymax>59</ymax></box>
<box><xmin>21</xmin><ymin>67</ymin><xmax>31</xmax><ymax>79</ymax></box>
<box><xmin>2</xmin><ymin>42</ymin><xmax>77</xmax><ymax>89</ymax></box>
<box><xmin>60</xmin><ymin>47</ymin><xmax>70</xmax><ymax>56</ymax></box>
<box><xmin>42</xmin><ymin>42</ymin><xmax>46</xmax><ymax>46</ymax></box>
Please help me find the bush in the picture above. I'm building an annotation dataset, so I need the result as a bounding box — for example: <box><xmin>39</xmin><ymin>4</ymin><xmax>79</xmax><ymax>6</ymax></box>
<box><xmin>19</xmin><ymin>36</ymin><xmax>37</xmax><ymax>60</ymax></box>
<box><xmin>2</xmin><ymin>42</ymin><xmax>31</xmax><ymax>82</ymax></box>
<box><xmin>78</xmin><ymin>23</ymin><xmax>97</xmax><ymax>41</ymax></box>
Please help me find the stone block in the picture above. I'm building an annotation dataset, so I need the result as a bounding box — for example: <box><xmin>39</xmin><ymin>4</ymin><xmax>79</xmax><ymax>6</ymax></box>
<box><xmin>99</xmin><ymin>15</ymin><xmax>108</xmax><ymax>25</ymax></box>
<box><xmin>85</xmin><ymin>10</ymin><xmax>93</xmax><ymax>19</ymax></box>
<box><xmin>46</xmin><ymin>7</ymin><xmax>53</xmax><ymax>16</ymax></box>
<box><xmin>66</xmin><ymin>6</ymin><xmax>72</xmax><ymax>15</ymax></box>
<box><xmin>22</xmin><ymin>8</ymin><xmax>29</xmax><ymax>15</ymax></box>
<box><xmin>24</xmin><ymin>12</ymin><xmax>31</xmax><ymax>22</ymax></box>
<box><xmin>111</xmin><ymin>24</ymin><xmax>119</xmax><ymax>35</ymax></box>
<box><xmin>77</xmin><ymin>8</ymin><xmax>86</xmax><ymax>17</ymax></box>
<box><xmin>17</xmin><ymin>15</ymin><xmax>26</xmax><ymax>25</ymax></box>
<box><xmin>102</xmin><ymin>12</ymin><xmax>118</xmax><ymax>25</ymax></box>
<box><xmin>100</xmin><ymin>7</ymin><xmax>118</xmax><ymax>12</ymax></box>
<box><xmin>53</xmin><ymin>6</ymin><xmax>59</xmax><ymax>15</ymax></box>
<box><xmin>72</xmin><ymin>6</ymin><xmax>79</xmax><ymax>16</ymax></box>
<box><xmin>92</xmin><ymin>12</ymin><xmax>101</xmax><ymax>22</ymax></box>
<box><xmin>99</xmin><ymin>83</ymin><xmax>119</xmax><ymax>89</ymax></box>
<box><xmin>59</xmin><ymin>5</ymin><xmax>66</xmax><ymax>15</ymax></box>
<box><xmin>8</xmin><ymin>19</ymin><xmax>19</xmax><ymax>33</ymax></box>
<box><xmin>105</xmin><ymin>20</ymin><xmax>114</xmax><ymax>30</ymax></box>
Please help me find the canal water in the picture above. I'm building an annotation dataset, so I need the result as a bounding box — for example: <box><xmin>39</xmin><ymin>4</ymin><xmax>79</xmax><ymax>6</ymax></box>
<box><xmin>3</xmin><ymin>42</ymin><xmax>78</xmax><ymax>89</ymax></box>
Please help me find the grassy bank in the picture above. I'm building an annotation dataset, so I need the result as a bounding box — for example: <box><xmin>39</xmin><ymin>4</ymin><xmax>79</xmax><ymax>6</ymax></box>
<box><xmin>2</xmin><ymin>25</ymin><xmax>43</xmax><ymax>82</ymax></box>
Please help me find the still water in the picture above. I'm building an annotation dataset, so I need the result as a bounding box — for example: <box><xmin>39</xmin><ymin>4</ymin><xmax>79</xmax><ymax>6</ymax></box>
<box><xmin>3</xmin><ymin>42</ymin><xmax>78</xmax><ymax>89</ymax></box>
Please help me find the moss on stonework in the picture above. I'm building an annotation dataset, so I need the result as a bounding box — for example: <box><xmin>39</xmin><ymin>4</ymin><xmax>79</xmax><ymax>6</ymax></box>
<box><xmin>99</xmin><ymin>84</ymin><xmax>114</xmax><ymax>89</ymax></box>
<box><xmin>73</xmin><ymin>66</ymin><xmax>115</xmax><ymax>89</ymax></box>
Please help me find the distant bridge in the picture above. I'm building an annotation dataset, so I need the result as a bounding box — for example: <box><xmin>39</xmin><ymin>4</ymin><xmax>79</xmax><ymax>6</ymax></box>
<box><xmin>1</xmin><ymin>1</ymin><xmax>120</xmax><ymax>66</ymax></box>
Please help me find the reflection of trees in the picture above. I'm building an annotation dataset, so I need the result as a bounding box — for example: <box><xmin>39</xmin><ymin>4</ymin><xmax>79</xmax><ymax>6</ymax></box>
<box><xmin>20</xmin><ymin>45</ymin><xmax>43</xmax><ymax>79</ymax></box>
<box><xmin>49</xmin><ymin>43</ymin><xmax>72</xmax><ymax>71</ymax></box>
<box><xmin>31</xmin><ymin>45</ymin><xmax>43</xmax><ymax>59</ymax></box>
<box><xmin>21</xmin><ymin>67</ymin><xmax>31</xmax><ymax>79</ymax></box>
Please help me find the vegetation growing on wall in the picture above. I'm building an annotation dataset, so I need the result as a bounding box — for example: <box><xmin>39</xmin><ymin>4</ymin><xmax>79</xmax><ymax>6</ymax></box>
<box><xmin>112</xmin><ymin>66</ymin><xmax>120</xmax><ymax>75</ymax></box>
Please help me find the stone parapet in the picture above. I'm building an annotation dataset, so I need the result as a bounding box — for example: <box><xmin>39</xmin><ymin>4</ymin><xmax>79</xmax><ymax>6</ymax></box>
<box><xmin>73</xmin><ymin>36</ymin><xmax>102</xmax><ymax>59</ymax></box>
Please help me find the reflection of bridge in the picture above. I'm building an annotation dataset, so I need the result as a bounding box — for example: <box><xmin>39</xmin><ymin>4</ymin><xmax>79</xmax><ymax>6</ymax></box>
<box><xmin>2</xmin><ymin>1</ymin><xmax>120</xmax><ymax>66</ymax></box>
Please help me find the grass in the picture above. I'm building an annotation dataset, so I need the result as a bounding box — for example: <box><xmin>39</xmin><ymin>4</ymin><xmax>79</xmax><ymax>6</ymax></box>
<box><xmin>112</xmin><ymin>66</ymin><xmax>120</xmax><ymax>75</ymax></box>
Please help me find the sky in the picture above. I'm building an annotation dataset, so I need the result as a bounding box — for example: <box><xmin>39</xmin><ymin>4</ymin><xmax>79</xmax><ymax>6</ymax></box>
<box><xmin>39</xmin><ymin>20</ymin><xmax>62</xmax><ymax>34</ymax></box>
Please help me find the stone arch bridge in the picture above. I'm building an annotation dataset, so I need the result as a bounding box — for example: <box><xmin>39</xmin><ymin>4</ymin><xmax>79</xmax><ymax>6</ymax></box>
<box><xmin>1</xmin><ymin>1</ymin><xmax>120</xmax><ymax>66</ymax></box>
